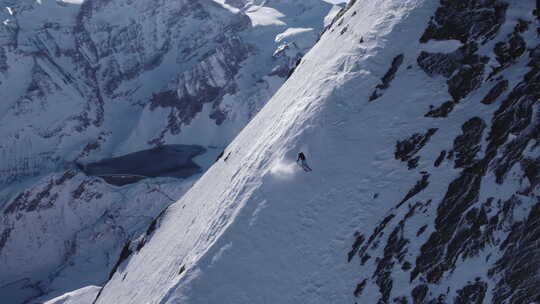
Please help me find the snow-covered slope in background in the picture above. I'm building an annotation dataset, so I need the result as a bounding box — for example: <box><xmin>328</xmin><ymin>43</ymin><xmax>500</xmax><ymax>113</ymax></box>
<box><xmin>0</xmin><ymin>0</ymin><xmax>342</xmax><ymax>302</ymax></box>
<box><xmin>0</xmin><ymin>0</ymin><xmax>337</xmax><ymax>175</ymax></box>
<box><xmin>92</xmin><ymin>0</ymin><xmax>540</xmax><ymax>303</ymax></box>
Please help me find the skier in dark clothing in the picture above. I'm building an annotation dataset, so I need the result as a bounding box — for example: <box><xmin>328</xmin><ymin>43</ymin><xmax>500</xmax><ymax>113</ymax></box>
<box><xmin>297</xmin><ymin>152</ymin><xmax>312</xmax><ymax>172</ymax></box>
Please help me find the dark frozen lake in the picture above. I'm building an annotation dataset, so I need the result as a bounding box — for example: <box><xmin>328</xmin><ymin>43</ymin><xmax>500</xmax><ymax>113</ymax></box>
<box><xmin>81</xmin><ymin>145</ymin><xmax>206</xmax><ymax>185</ymax></box>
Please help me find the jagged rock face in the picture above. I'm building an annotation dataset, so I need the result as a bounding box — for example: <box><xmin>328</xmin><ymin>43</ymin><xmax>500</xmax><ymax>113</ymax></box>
<box><xmin>419</xmin><ymin>0</ymin><xmax>508</xmax><ymax>44</ymax></box>
<box><xmin>370</xmin><ymin>54</ymin><xmax>404</xmax><ymax>101</ymax></box>
<box><xmin>348</xmin><ymin>0</ymin><xmax>540</xmax><ymax>303</ymax></box>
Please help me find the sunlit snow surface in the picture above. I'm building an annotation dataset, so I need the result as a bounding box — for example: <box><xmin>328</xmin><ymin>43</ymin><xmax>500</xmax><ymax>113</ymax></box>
<box><xmin>93</xmin><ymin>0</ymin><xmax>540</xmax><ymax>303</ymax></box>
<box><xmin>94</xmin><ymin>0</ymin><xmax>438</xmax><ymax>303</ymax></box>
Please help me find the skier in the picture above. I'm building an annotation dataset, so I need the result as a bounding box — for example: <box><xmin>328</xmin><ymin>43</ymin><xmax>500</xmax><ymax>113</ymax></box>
<box><xmin>297</xmin><ymin>152</ymin><xmax>312</xmax><ymax>172</ymax></box>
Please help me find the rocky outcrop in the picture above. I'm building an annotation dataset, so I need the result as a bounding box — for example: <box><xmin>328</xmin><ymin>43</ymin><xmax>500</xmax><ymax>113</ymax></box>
<box><xmin>350</xmin><ymin>0</ymin><xmax>540</xmax><ymax>303</ymax></box>
<box><xmin>490</xmin><ymin>199</ymin><xmax>540</xmax><ymax>303</ymax></box>
<box><xmin>370</xmin><ymin>54</ymin><xmax>404</xmax><ymax>101</ymax></box>
<box><xmin>481</xmin><ymin>79</ymin><xmax>508</xmax><ymax>105</ymax></box>
<box><xmin>419</xmin><ymin>0</ymin><xmax>508</xmax><ymax>43</ymax></box>
<box><xmin>455</xmin><ymin>281</ymin><xmax>487</xmax><ymax>304</ymax></box>
<box><xmin>395</xmin><ymin>128</ymin><xmax>437</xmax><ymax>169</ymax></box>
<box><xmin>425</xmin><ymin>101</ymin><xmax>455</xmax><ymax>118</ymax></box>
<box><xmin>418</xmin><ymin>43</ymin><xmax>489</xmax><ymax>103</ymax></box>
<box><xmin>453</xmin><ymin>117</ymin><xmax>486</xmax><ymax>169</ymax></box>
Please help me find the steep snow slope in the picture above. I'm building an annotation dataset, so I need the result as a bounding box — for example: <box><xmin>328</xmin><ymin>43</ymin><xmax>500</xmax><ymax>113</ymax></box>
<box><xmin>93</xmin><ymin>0</ymin><xmax>435</xmax><ymax>302</ymax></box>
<box><xmin>93</xmin><ymin>0</ymin><xmax>540</xmax><ymax>303</ymax></box>
<box><xmin>0</xmin><ymin>1</ymin><xmax>341</xmax><ymax>303</ymax></box>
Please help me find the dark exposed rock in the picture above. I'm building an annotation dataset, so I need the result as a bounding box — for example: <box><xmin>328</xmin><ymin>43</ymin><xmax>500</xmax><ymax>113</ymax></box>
<box><xmin>0</xmin><ymin>47</ymin><xmax>7</xmax><ymax>73</ymax></box>
<box><xmin>178</xmin><ymin>265</ymin><xmax>186</xmax><ymax>275</ymax></box>
<box><xmin>425</xmin><ymin>101</ymin><xmax>455</xmax><ymax>118</ymax></box>
<box><xmin>537</xmin><ymin>0</ymin><xmax>540</xmax><ymax>21</ymax></box>
<box><xmin>481</xmin><ymin>80</ymin><xmax>508</xmax><ymax>105</ymax></box>
<box><xmin>149</xmin><ymin>90</ymin><xmax>180</xmax><ymax>110</ymax></box>
<box><xmin>145</xmin><ymin>208</ymin><xmax>167</xmax><ymax>238</ymax></box>
<box><xmin>419</xmin><ymin>0</ymin><xmax>508</xmax><ymax>43</ymax></box>
<box><xmin>402</xmin><ymin>261</ymin><xmax>412</xmax><ymax>271</ymax></box>
<box><xmin>395</xmin><ymin>129</ymin><xmax>438</xmax><ymax>162</ymax></box>
<box><xmin>356</xmin><ymin>214</ymin><xmax>396</xmax><ymax>263</ymax></box>
<box><xmin>354</xmin><ymin>279</ymin><xmax>367</xmax><ymax>297</ymax></box>
<box><xmin>494</xmin><ymin>32</ymin><xmax>526</xmax><ymax>67</ymax></box>
<box><xmin>323</xmin><ymin>0</ymin><xmax>356</xmax><ymax>35</ymax></box>
<box><xmin>407</xmin><ymin>157</ymin><xmax>419</xmax><ymax>170</ymax></box>
<box><xmin>361</xmin><ymin>254</ymin><xmax>371</xmax><ymax>265</ymax></box>
<box><xmin>55</xmin><ymin>170</ymin><xmax>77</xmax><ymax>186</ymax></box>
<box><xmin>411</xmin><ymin>171</ymin><xmax>482</xmax><ymax>284</ymax></box>
<box><xmin>0</xmin><ymin>228</ymin><xmax>12</xmax><ymax>255</ymax></box>
<box><xmin>352</xmin><ymin>1</ymin><xmax>540</xmax><ymax>303</ymax></box>
<box><xmin>417</xmin><ymin>51</ymin><xmax>462</xmax><ymax>78</ymax></box>
<box><xmin>490</xmin><ymin>199</ymin><xmax>540</xmax><ymax>304</ymax></box>
<box><xmin>135</xmin><ymin>240</ymin><xmax>145</xmax><ymax>253</ymax></box>
<box><xmin>348</xmin><ymin>232</ymin><xmax>366</xmax><ymax>262</ymax></box>
<box><xmin>418</xmin><ymin>43</ymin><xmax>488</xmax><ymax>101</ymax></box>
<box><xmin>72</xmin><ymin>179</ymin><xmax>103</xmax><ymax>201</ymax></box>
<box><xmin>411</xmin><ymin>284</ymin><xmax>428</xmax><ymax>304</ymax></box>
<box><xmin>488</xmin><ymin>68</ymin><xmax>540</xmax><ymax>184</ymax></box>
<box><xmin>135</xmin><ymin>208</ymin><xmax>168</xmax><ymax>253</ymax></box>
<box><xmin>286</xmin><ymin>58</ymin><xmax>303</xmax><ymax>79</ymax></box>
<box><xmin>370</xmin><ymin>54</ymin><xmax>404</xmax><ymax>101</ymax></box>
<box><xmin>514</xmin><ymin>19</ymin><xmax>529</xmax><ymax>33</ymax></box>
<box><xmin>417</xmin><ymin>225</ymin><xmax>428</xmax><ymax>237</ymax></box>
<box><xmin>4</xmin><ymin>180</ymin><xmax>56</xmax><ymax>214</ymax></box>
<box><xmin>410</xmin><ymin>67</ymin><xmax>539</xmax><ymax>281</ymax></box>
<box><xmin>381</xmin><ymin>56</ymin><xmax>404</xmax><ymax>85</ymax></box>
<box><xmin>447</xmin><ymin>60</ymin><xmax>486</xmax><ymax>101</ymax></box>
<box><xmin>521</xmin><ymin>157</ymin><xmax>540</xmax><ymax>193</ymax></box>
<box><xmin>429</xmin><ymin>294</ymin><xmax>447</xmax><ymax>304</ymax></box>
<box><xmin>396</xmin><ymin>173</ymin><xmax>430</xmax><ymax>209</ymax></box>
<box><xmin>453</xmin><ymin>117</ymin><xmax>486</xmax><ymax>169</ymax></box>
<box><xmin>108</xmin><ymin>241</ymin><xmax>133</xmax><ymax>281</ymax></box>
<box><xmin>373</xmin><ymin>213</ymin><xmax>413</xmax><ymax>303</ymax></box>
<box><xmin>489</xmin><ymin>26</ymin><xmax>528</xmax><ymax>77</ymax></box>
<box><xmin>434</xmin><ymin>151</ymin><xmax>446</xmax><ymax>167</ymax></box>
<box><xmin>454</xmin><ymin>281</ymin><xmax>487</xmax><ymax>304</ymax></box>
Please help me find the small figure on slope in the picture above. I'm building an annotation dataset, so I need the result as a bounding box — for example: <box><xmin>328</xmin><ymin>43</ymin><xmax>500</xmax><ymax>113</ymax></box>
<box><xmin>297</xmin><ymin>152</ymin><xmax>312</xmax><ymax>172</ymax></box>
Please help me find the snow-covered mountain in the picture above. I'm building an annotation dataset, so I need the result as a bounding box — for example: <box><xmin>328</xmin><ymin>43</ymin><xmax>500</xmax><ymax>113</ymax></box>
<box><xmin>3</xmin><ymin>0</ymin><xmax>540</xmax><ymax>303</ymax></box>
<box><xmin>86</xmin><ymin>0</ymin><xmax>539</xmax><ymax>303</ymax></box>
<box><xmin>0</xmin><ymin>0</ymin><xmax>342</xmax><ymax>302</ymax></box>
<box><xmin>0</xmin><ymin>0</ymin><xmax>338</xmax><ymax>176</ymax></box>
